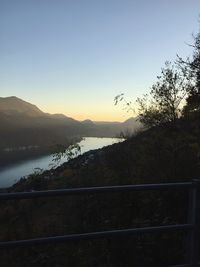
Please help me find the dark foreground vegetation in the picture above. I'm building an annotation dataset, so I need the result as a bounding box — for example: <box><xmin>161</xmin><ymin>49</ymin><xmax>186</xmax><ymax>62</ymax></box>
<box><xmin>1</xmin><ymin>116</ymin><xmax>199</xmax><ymax>266</ymax></box>
<box><xmin>0</xmin><ymin>29</ymin><xmax>200</xmax><ymax>267</ymax></box>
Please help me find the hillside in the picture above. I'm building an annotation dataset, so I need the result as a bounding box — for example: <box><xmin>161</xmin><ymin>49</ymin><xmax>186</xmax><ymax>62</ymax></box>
<box><xmin>1</xmin><ymin>116</ymin><xmax>199</xmax><ymax>266</ymax></box>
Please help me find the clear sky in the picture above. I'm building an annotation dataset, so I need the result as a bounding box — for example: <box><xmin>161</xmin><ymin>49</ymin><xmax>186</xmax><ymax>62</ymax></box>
<box><xmin>0</xmin><ymin>0</ymin><xmax>200</xmax><ymax>121</ymax></box>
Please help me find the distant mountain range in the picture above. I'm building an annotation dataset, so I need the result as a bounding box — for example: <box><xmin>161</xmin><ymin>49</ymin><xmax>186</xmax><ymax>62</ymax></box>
<box><xmin>0</xmin><ymin>96</ymin><xmax>141</xmax><ymax>150</ymax></box>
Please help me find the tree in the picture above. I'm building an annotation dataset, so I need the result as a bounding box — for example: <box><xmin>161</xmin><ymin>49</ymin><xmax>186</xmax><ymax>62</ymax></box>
<box><xmin>50</xmin><ymin>143</ymin><xmax>81</xmax><ymax>168</ymax></box>
<box><xmin>177</xmin><ymin>31</ymin><xmax>200</xmax><ymax>117</ymax></box>
<box><xmin>136</xmin><ymin>62</ymin><xmax>189</xmax><ymax>127</ymax></box>
<box><xmin>115</xmin><ymin>30</ymin><xmax>200</xmax><ymax>128</ymax></box>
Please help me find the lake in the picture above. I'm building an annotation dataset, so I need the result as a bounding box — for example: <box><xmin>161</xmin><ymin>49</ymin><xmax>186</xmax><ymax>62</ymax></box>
<box><xmin>0</xmin><ymin>137</ymin><xmax>122</xmax><ymax>188</ymax></box>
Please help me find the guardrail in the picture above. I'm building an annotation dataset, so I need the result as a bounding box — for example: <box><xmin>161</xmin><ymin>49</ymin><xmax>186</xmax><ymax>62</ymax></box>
<box><xmin>0</xmin><ymin>181</ymin><xmax>199</xmax><ymax>266</ymax></box>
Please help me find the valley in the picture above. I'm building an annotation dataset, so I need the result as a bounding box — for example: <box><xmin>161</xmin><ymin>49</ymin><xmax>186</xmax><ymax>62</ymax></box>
<box><xmin>0</xmin><ymin>96</ymin><xmax>140</xmax><ymax>167</ymax></box>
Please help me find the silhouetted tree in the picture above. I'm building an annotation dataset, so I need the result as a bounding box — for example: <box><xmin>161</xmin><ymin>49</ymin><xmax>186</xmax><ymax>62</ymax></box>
<box><xmin>177</xmin><ymin>30</ymin><xmax>200</xmax><ymax>117</ymax></box>
<box><xmin>136</xmin><ymin>62</ymin><xmax>189</xmax><ymax>127</ymax></box>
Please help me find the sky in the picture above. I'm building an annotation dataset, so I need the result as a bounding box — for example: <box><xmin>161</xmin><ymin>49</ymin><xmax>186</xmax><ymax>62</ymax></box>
<box><xmin>0</xmin><ymin>0</ymin><xmax>200</xmax><ymax>121</ymax></box>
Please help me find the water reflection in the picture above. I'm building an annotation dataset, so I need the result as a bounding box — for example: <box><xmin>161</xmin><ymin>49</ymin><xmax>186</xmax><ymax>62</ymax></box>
<box><xmin>0</xmin><ymin>137</ymin><xmax>122</xmax><ymax>188</ymax></box>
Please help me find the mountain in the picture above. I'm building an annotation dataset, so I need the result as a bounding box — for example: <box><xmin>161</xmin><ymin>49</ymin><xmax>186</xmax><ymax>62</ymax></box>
<box><xmin>0</xmin><ymin>96</ymin><xmax>141</xmax><ymax>140</ymax></box>
<box><xmin>0</xmin><ymin>97</ymin><xmax>85</xmax><ymax>167</ymax></box>
<box><xmin>0</xmin><ymin>96</ymin><xmax>44</xmax><ymax>117</ymax></box>
<box><xmin>0</xmin><ymin>96</ymin><xmax>83</xmax><ymax>129</ymax></box>
<box><xmin>0</xmin><ymin>96</ymin><xmax>75</xmax><ymax>123</ymax></box>
<box><xmin>92</xmin><ymin>117</ymin><xmax>142</xmax><ymax>137</ymax></box>
<box><xmin>82</xmin><ymin>119</ymin><xmax>94</xmax><ymax>125</ymax></box>
<box><xmin>0</xmin><ymin>96</ymin><xmax>142</xmax><ymax>166</ymax></box>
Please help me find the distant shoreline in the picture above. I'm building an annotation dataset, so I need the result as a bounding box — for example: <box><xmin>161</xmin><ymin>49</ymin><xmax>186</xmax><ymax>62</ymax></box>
<box><xmin>0</xmin><ymin>147</ymin><xmax>50</xmax><ymax>170</ymax></box>
<box><xmin>0</xmin><ymin>137</ymin><xmax>83</xmax><ymax>170</ymax></box>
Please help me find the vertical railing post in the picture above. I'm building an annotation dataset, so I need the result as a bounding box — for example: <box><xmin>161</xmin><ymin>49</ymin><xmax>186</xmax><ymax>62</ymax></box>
<box><xmin>188</xmin><ymin>179</ymin><xmax>200</xmax><ymax>266</ymax></box>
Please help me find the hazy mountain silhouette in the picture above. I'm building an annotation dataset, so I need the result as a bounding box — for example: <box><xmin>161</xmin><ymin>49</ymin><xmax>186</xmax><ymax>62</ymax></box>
<box><xmin>0</xmin><ymin>96</ymin><xmax>44</xmax><ymax>117</ymax></box>
<box><xmin>0</xmin><ymin>96</ymin><xmax>141</xmax><ymax>152</ymax></box>
<box><xmin>82</xmin><ymin>119</ymin><xmax>95</xmax><ymax>125</ymax></box>
<box><xmin>0</xmin><ymin>96</ymin><xmax>76</xmax><ymax>122</ymax></box>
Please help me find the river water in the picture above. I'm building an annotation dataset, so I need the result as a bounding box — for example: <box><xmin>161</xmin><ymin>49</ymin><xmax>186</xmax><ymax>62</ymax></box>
<box><xmin>0</xmin><ymin>137</ymin><xmax>122</xmax><ymax>188</ymax></box>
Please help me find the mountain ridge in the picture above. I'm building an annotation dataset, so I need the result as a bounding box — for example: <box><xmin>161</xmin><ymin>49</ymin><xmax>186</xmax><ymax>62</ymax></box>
<box><xmin>0</xmin><ymin>96</ymin><xmax>44</xmax><ymax>117</ymax></box>
<box><xmin>0</xmin><ymin>96</ymin><xmax>141</xmax><ymax>157</ymax></box>
<box><xmin>0</xmin><ymin>96</ymin><xmax>139</xmax><ymax>124</ymax></box>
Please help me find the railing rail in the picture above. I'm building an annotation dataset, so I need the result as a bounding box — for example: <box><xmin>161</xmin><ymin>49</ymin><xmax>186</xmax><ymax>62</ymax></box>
<box><xmin>0</xmin><ymin>181</ymin><xmax>199</xmax><ymax>267</ymax></box>
<box><xmin>0</xmin><ymin>224</ymin><xmax>193</xmax><ymax>248</ymax></box>
<box><xmin>0</xmin><ymin>182</ymin><xmax>193</xmax><ymax>200</ymax></box>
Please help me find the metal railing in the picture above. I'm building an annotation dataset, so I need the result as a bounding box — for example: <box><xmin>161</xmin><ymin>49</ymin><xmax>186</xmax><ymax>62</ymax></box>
<box><xmin>0</xmin><ymin>181</ymin><xmax>199</xmax><ymax>266</ymax></box>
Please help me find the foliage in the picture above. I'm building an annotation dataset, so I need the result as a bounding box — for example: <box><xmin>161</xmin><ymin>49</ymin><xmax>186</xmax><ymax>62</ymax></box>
<box><xmin>114</xmin><ymin>62</ymin><xmax>191</xmax><ymax>128</ymax></box>
<box><xmin>115</xmin><ymin>30</ymin><xmax>200</xmax><ymax>127</ymax></box>
<box><xmin>51</xmin><ymin>142</ymin><xmax>81</xmax><ymax>167</ymax></box>
<box><xmin>177</xmin><ymin>31</ymin><xmax>200</xmax><ymax>117</ymax></box>
<box><xmin>114</xmin><ymin>93</ymin><xmax>135</xmax><ymax>114</ymax></box>
<box><xmin>136</xmin><ymin>62</ymin><xmax>190</xmax><ymax>127</ymax></box>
